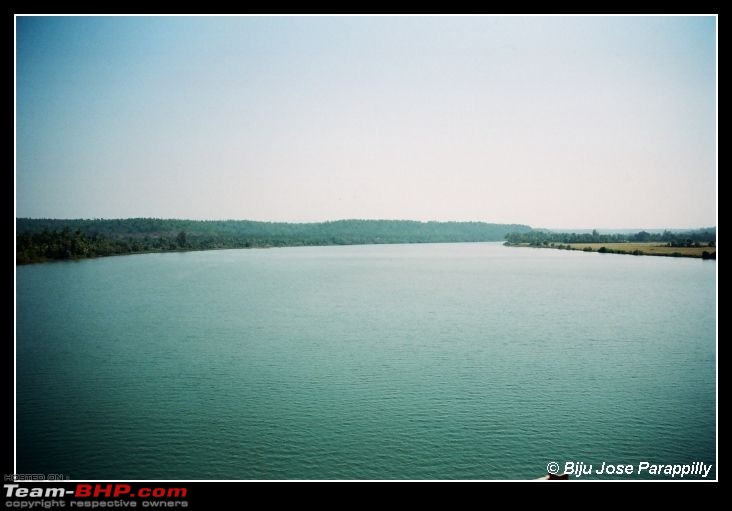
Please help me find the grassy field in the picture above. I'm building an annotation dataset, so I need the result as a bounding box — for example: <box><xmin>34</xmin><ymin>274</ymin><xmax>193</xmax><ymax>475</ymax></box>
<box><xmin>508</xmin><ymin>242</ymin><xmax>715</xmax><ymax>259</ymax></box>
<box><xmin>566</xmin><ymin>242</ymin><xmax>715</xmax><ymax>258</ymax></box>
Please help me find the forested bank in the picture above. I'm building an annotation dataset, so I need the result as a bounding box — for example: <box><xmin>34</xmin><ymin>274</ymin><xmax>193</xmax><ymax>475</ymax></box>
<box><xmin>17</xmin><ymin>218</ymin><xmax>531</xmax><ymax>264</ymax></box>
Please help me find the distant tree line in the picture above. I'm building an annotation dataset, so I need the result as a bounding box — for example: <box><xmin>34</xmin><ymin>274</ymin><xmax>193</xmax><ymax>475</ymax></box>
<box><xmin>504</xmin><ymin>228</ymin><xmax>716</xmax><ymax>247</ymax></box>
<box><xmin>16</xmin><ymin>218</ymin><xmax>532</xmax><ymax>264</ymax></box>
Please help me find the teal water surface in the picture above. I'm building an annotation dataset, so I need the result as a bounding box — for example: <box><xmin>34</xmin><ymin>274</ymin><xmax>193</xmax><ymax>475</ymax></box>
<box><xmin>16</xmin><ymin>243</ymin><xmax>716</xmax><ymax>479</ymax></box>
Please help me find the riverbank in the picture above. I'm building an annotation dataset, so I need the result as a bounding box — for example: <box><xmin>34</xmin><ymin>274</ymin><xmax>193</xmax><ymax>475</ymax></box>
<box><xmin>505</xmin><ymin>242</ymin><xmax>716</xmax><ymax>259</ymax></box>
<box><xmin>16</xmin><ymin>218</ymin><xmax>531</xmax><ymax>265</ymax></box>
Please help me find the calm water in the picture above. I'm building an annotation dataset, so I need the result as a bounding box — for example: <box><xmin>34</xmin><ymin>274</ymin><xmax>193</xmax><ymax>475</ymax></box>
<box><xmin>16</xmin><ymin>243</ymin><xmax>716</xmax><ymax>479</ymax></box>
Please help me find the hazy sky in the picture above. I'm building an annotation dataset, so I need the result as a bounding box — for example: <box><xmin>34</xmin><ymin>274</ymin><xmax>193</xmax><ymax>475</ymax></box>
<box><xmin>16</xmin><ymin>16</ymin><xmax>716</xmax><ymax>228</ymax></box>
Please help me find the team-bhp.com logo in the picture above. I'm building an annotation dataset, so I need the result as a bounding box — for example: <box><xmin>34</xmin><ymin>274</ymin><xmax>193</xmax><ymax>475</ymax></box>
<box><xmin>6</xmin><ymin>484</ymin><xmax>187</xmax><ymax>498</ymax></box>
<box><xmin>5</xmin><ymin>483</ymin><xmax>187</xmax><ymax>502</ymax></box>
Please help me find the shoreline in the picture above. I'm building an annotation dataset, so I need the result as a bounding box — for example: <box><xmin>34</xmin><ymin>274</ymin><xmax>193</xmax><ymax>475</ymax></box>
<box><xmin>505</xmin><ymin>242</ymin><xmax>716</xmax><ymax>260</ymax></box>
<box><xmin>15</xmin><ymin>239</ymin><xmax>505</xmax><ymax>266</ymax></box>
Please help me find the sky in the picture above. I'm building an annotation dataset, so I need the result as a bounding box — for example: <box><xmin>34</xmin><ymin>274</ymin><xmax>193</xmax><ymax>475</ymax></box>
<box><xmin>15</xmin><ymin>15</ymin><xmax>716</xmax><ymax>229</ymax></box>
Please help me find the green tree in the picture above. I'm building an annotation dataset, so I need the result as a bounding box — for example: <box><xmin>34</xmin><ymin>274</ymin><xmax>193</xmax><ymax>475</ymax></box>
<box><xmin>176</xmin><ymin>230</ymin><xmax>187</xmax><ymax>247</ymax></box>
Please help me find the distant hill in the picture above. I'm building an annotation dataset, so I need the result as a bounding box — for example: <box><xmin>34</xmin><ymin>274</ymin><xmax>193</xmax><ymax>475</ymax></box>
<box><xmin>16</xmin><ymin>218</ymin><xmax>532</xmax><ymax>264</ymax></box>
